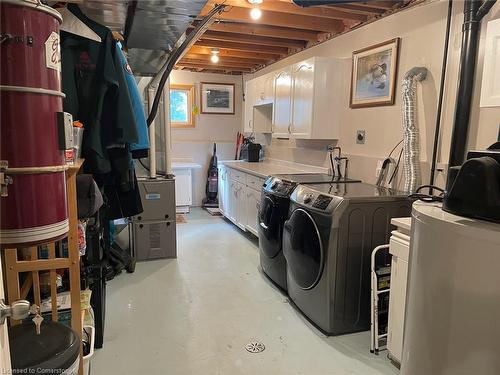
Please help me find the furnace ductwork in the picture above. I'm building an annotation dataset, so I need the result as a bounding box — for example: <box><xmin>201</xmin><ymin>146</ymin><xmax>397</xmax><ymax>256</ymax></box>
<box><xmin>401</xmin><ymin>67</ymin><xmax>428</xmax><ymax>193</ymax></box>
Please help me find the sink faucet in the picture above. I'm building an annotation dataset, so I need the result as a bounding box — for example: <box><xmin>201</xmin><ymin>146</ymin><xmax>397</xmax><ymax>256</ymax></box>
<box><xmin>329</xmin><ymin>146</ymin><xmax>349</xmax><ymax>179</ymax></box>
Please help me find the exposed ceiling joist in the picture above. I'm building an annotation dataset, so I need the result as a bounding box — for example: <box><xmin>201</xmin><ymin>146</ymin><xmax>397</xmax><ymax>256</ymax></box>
<box><xmin>196</xmin><ymin>39</ymin><xmax>289</xmax><ymax>55</ymax></box>
<box><xmin>183</xmin><ymin>53</ymin><xmax>268</xmax><ymax>64</ymax></box>
<box><xmin>206</xmin><ymin>0</ymin><xmax>368</xmax><ymax>21</ymax></box>
<box><xmin>200</xmin><ymin>30</ymin><xmax>307</xmax><ymax>49</ymax></box>
<box><xmin>200</xmin><ymin>6</ymin><xmax>344</xmax><ymax>33</ymax></box>
<box><xmin>189</xmin><ymin>45</ymin><xmax>279</xmax><ymax>60</ymax></box>
<box><xmin>174</xmin><ymin>0</ymin><xmax>412</xmax><ymax>75</ymax></box>
<box><xmin>180</xmin><ymin>58</ymin><xmax>257</xmax><ymax>68</ymax></box>
<box><xmin>176</xmin><ymin>62</ymin><xmax>252</xmax><ymax>72</ymax></box>
<box><xmin>204</xmin><ymin>22</ymin><xmax>320</xmax><ymax>42</ymax></box>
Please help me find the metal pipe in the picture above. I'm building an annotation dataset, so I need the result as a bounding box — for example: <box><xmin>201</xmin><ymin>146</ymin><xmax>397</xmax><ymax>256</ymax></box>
<box><xmin>162</xmin><ymin>80</ymin><xmax>172</xmax><ymax>176</ymax></box>
<box><xmin>401</xmin><ymin>67</ymin><xmax>428</xmax><ymax>193</ymax></box>
<box><xmin>448</xmin><ymin>0</ymin><xmax>496</xmax><ymax>167</ymax></box>
<box><xmin>146</xmin><ymin>4</ymin><xmax>227</xmax><ymax>127</ymax></box>
<box><xmin>147</xmin><ymin>87</ymin><xmax>156</xmax><ymax>178</ymax></box>
<box><xmin>429</xmin><ymin>0</ymin><xmax>453</xmax><ymax>187</ymax></box>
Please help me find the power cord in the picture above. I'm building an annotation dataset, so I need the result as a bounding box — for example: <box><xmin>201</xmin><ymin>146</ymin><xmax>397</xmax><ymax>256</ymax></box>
<box><xmin>408</xmin><ymin>185</ymin><xmax>445</xmax><ymax>202</ymax></box>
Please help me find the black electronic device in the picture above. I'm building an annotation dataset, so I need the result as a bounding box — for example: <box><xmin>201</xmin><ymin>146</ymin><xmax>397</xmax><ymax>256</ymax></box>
<box><xmin>239</xmin><ymin>142</ymin><xmax>262</xmax><ymax>162</ymax></box>
<box><xmin>443</xmin><ymin>144</ymin><xmax>500</xmax><ymax>223</ymax></box>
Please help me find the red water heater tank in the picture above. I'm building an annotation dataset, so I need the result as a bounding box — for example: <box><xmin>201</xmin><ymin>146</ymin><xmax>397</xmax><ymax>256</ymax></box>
<box><xmin>1</xmin><ymin>0</ymin><xmax>68</xmax><ymax>246</ymax></box>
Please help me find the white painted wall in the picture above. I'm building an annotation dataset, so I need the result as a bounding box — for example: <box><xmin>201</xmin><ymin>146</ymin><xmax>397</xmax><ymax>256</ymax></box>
<box><xmin>245</xmin><ymin>0</ymin><xmax>500</xmax><ymax>188</ymax></box>
<box><xmin>170</xmin><ymin>71</ymin><xmax>242</xmax><ymax>206</ymax></box>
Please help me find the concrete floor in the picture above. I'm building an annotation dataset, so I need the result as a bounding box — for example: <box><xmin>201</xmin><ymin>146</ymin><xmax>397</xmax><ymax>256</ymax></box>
<box><xmin>92</xmin><ymin>209</ymin><xmax>398</xmax><ymax>375</ymax></box>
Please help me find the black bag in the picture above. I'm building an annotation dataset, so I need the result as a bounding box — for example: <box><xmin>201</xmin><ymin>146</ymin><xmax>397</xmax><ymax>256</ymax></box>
<box><xmin>76</xmin><ymin>175</ymin><xmax>104</xmax><ymax>219</ymax></box>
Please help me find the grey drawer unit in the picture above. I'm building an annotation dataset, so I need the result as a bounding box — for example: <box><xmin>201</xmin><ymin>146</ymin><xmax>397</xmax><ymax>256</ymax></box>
<box><xmin>132</xmin><ymin>220</ymin><xmax>176</xmax><ymax>261</ymax></box>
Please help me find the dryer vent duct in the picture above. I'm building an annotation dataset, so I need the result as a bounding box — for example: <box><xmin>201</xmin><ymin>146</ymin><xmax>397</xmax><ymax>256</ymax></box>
<box><xmin>401</xmin><ymin>67</ymin><xmax>428</xmax><ymax>193</ymax></box>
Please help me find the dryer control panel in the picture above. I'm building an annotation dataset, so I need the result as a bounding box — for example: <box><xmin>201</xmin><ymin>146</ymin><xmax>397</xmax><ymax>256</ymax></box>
<box><xmin>312</xmin><ymin>195</ymin><xmax>333</xmax><ymax>210</ymax></box>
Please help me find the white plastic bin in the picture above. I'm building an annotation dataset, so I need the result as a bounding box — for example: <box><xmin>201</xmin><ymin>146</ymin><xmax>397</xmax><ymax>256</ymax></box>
<box><xmin>83</xmin><ymin>325</ymin><xmax>95</xmax><ymax>375</ymax></box>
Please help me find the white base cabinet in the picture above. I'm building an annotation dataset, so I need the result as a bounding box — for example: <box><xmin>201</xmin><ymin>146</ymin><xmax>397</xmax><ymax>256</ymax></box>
<box><xmin>218</xmin><ymin>165</ymin><xmax>264</xmax><ymax>236</ymax></box>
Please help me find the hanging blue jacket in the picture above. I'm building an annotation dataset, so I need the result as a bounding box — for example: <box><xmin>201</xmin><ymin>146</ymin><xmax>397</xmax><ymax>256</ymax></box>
<box><xmin>116</xmin><ymin>42</ymin><xmax>149</xmax><ymax>158</ymax></box>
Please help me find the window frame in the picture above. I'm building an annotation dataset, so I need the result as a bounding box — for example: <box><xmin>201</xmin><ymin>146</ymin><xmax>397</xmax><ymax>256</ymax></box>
<box><xmin>169</xmin><ymin>84</ymin><xmax>196</xmax><ymax>128</ymax></box>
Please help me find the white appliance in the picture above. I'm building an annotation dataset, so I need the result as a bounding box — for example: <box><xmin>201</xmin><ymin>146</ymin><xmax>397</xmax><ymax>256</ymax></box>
<box><xmin>172</xmin><ymin>161</ymin><xmax>201</xmax><ymax>213</ymax></box>
<box><xmin>387</xmin><ymin>217</ymin><xmax>411</xmax><ymax>364</ymax></box>
<box><xmin>401</xmin><ymin>202</ymin><xmax>500</xmax><ymax>375</ymax></box>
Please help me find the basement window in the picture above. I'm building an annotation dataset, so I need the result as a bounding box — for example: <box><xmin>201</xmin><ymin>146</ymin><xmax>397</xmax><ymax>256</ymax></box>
<box><xmin>170</xmin><ymin>84</ymin><xmax>195</xmax><ymax>128</ymax></box>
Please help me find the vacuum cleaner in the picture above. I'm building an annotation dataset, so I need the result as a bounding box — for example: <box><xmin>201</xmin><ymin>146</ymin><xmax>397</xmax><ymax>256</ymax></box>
<box><xmin>202</xmin><ymin>143</ymin><xmax>219</xmax><ymax>208</ymax></box>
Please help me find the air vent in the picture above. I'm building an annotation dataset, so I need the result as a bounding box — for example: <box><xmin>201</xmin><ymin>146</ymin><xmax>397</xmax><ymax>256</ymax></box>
<box><xmin>149</xmin><ymin>223</ymin><xmax>161</xmax><ymax>249</ymax></box>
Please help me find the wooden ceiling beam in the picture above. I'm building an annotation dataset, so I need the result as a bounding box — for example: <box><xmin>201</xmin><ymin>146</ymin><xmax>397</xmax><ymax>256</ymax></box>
<box><xmin>200</xmin><ymin>30</ymin><xmax>306</xmax><ymax>49</ymax></box>
<box><xmin>354</xmin><ymin>1</ymin><xmax>400</xmax><ymax>10</ymax></box>
<box><xmin>194</xmin><ymin>22</ymin><xmax>320</xmax><ymax>42</ymax></box>
<box><xmin>176</xmin><ymin>62</ymin><xmax>252</xmax><ymax>73</ymax></box>
<box><xmin>320</xmin><ymin>4</ymin><xmax>385</xmax><ymax>16</ymax></box>
<box><xmin>195</xmin><ymin>39</ymin><xmax>289</xmax><ymax>55</ymax></box>
<box><xmin>183</xmin><ymin>53</ymin><xmax>269</xmax><ymax>64</ymax></box>
<box><xmin>206</xmin><ymin>0</ymin><xmax>367</xmax><ymax>22</ymax></box>
<box><xmin>179</xmin><ymin>58</ymin><xmax>258</xmax><ymax>69</ymax></box>
<box><xmin>200</xmin><ymin>6</ymin><xmax>344</xmax><ymax>33</ymax></box>
<box><xmin>188</xmin><ymin>45</ymin><xmax>279</xmax><ymax>60</ymax></box>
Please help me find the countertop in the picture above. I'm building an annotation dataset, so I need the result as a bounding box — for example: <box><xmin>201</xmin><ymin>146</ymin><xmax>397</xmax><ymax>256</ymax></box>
<box><xmin>172</xmin><ymin>162</ymin><xmax>202</xmax><ymax>169</ymax></box>
<box><xmin>219</xmin><ymin>159</ymin><xmax>327</xmax><ymax>179</ymax></box>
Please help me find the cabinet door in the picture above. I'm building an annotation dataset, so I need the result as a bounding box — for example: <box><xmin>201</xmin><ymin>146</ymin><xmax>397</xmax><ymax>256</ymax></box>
<box><xmin>291</xmin><ymin>61</ymin><xmax>314</xmax><ymax>138</ymax></box>
<box><xmin>227</xmin><ymin>179</ymin><xmax>237</xmax><ymax>223</ymax></box>
<box><xmin>273</xmin><ymin>68</ymin><xmax>292</xmax><ymax>138</ymax></box>
<box><xmin>174</xmin><ymin>169</ymin><xmax>192</xmax><ymax>207</ymax></box>
<box><xmin>235</xmin><ymin>181</ymin><xmax>247</xmax><ymax>229</ymax></box>
<box><xmin>218</xmin><ymin>167</ymin><xmax>226</xmax><ymax>214</ymax></box>
<box><xmin>245</xmin><ymin>188</ymin><xmax>260</xmax><ymax>236</ymax></box>
<box><xmin>243</xmin><ymin>80</ymin><xmax>255</xmax><ymax>133</ymax></box>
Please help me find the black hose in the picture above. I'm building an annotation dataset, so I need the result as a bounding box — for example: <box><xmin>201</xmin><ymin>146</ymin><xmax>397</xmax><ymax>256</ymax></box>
<box><xmin>146</xmin><ymin>4</ymin><xmax>226</xmax><ymax>128</ymax></box>
<box><xmin>430</xmin><ymin>0</ymin><xmax>453</xmax><ymax>188</ymax></box>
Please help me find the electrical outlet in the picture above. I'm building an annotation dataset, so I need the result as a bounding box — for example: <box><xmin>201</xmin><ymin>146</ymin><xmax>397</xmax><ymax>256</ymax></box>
<box><xmin>356</xmin><ymin>130</ymin><xmax>365</xmax><ymax>144</ymax></box>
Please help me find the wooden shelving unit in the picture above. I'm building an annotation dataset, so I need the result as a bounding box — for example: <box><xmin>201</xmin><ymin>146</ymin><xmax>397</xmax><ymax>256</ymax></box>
<box><xmin>1</xmin><ymin>159</ymin><xmax>84</xmax><ymax>375</ymax></box>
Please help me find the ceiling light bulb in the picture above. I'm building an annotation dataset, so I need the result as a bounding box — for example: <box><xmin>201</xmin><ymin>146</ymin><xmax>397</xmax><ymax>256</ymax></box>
<box><xmin>211</xmin><ymin>54</ymin><xmax>220</xmax><ymax>63</ymax></box>
<box><xmin>248</xmin><ymin>0</ymin><xmax>263</xmax><ymax>4</ymax></box>
<box><xmin>250</xmin><ymin>7</ymin><xmax>262</xmax><ymax>20</ymax></box>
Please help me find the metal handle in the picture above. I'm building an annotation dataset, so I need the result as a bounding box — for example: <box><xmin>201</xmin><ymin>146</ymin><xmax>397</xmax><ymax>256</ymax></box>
<box><xmin>259</xmin><ymin>222</ymin><xmax>268</xmax><ymax>230</ymax></box>
<box><xmin>288</xmin><ymin>124</ymin><xmax>291</xmax><ymax>134</ymax></box>
<box><xmin>0</xmin><ymin>299</ymin><xmax>30</xmax><ymax>325</ymax></box>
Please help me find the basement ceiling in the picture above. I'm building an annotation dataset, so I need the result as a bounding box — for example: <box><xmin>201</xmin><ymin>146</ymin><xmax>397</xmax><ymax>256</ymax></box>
<box><xmin>176</xmin><ymin>0</ymin><xmax>416</xmax><ymax>75</ymax></box>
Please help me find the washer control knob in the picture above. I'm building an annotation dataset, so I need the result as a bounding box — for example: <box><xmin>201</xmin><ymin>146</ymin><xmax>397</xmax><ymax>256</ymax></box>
<box><xmin>303</xmin><ymin>194</ymin><xmax>314</xmax><ymax>204</ymax></box>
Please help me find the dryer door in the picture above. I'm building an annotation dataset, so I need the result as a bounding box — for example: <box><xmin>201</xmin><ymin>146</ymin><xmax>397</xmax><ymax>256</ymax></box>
<box><xmin>258</xmin><ymin>195</ymin><xmax>283</xmax><ymax>258</ymax></box>
<box><xmin>283</xmin><ymin>208</ymin><xmax>324</xmax><ymax>290</ymax></box>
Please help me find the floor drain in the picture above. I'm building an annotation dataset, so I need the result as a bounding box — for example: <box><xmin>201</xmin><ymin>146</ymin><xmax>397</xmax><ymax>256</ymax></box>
<box><xmin>245</xmin><ymin>341</ymin><xmax>265</xmax><ymax>353</ymax></box>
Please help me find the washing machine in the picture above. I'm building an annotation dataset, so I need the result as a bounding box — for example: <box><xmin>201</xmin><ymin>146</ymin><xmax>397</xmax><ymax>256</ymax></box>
<box><xmin>283</xmin><ymin>182</ymin><xmax>411</xmax><ymax>335</ymax></box>
<box><xmin>258</xmin><ymin>174</ymin><xmax>360</xmax><ymax>291</ymax></box>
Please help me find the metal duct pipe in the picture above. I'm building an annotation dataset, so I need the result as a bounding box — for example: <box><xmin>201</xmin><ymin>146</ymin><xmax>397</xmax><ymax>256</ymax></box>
<box><xmin>448</xmin><ymin>0</ymin><xmax>497</xmax><ymax>167</ymax></box>
<box><xmin>162</xmin><ymin>79</ymin><xmax>172</xmax><ymax>176</ymax></box>
<box><xmin>146</xmin><ymin>4</ymin><xmax>227</xmax><ymax>127</ymax></box>
<box><xmin>147</xmin><ymin>87</ymin><xmax>156</xmax><ymax>178</ymax></box>
<box><xmin>401</xmin><ymin>67</ymin><xmax>428</xmax><ymax>193</ymax></box>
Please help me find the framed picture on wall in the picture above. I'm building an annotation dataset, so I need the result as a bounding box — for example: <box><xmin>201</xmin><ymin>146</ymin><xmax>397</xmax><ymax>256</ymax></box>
<box><xmin>200</xmin><ymin>82</ymin><xmax>235</xmax><ymax>114</ymax></box>
<box><xmin>350</xmin><ymin>38</ymin><xmax>400</xmax><ymax>108</ymax></box>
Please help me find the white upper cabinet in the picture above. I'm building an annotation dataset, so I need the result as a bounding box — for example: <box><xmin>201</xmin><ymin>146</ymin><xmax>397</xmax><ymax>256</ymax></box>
<box><xmin>243</xmin><ymin>79</ymin><xmax>256</xmax><ymax>133</ymax></box>
<box><xmin>480</xmin><ymin>18</ymin><xmax>500</xmax><ymax>107</ymax></box>
<box><xmin>290</xmin><ymin>57</ymin><xmax>340</xmax><ymax>140</ymax></box>
<box><xmin>273</xmin><ymin>67</ymin><xmax>293</xmax><ymax>138</ymax></box>
<box><xmin>291</xmin><ymin>60</ymin><xmax>315</xmax><ymax>138</ymax></box>
<box><xmin>243</xmin><ymin>57</ymin><xmax>340</xmax><ymax>139</ymax></box>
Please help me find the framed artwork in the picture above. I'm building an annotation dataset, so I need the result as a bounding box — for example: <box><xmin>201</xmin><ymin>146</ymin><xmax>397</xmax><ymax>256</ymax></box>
<box><xmin>350</xmin><ymin>38</ymin><xmax>400</xmax><ymax>108</ymax></box>
<box><xmin>200</xmin><ymin>82</ymin><xmax>235</xmax><ymax>114</ymax></box>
